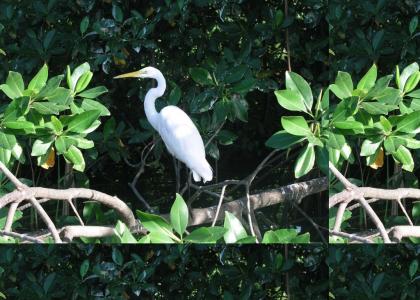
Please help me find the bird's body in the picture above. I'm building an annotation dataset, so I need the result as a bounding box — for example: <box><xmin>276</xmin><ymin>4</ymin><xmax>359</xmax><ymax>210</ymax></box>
<box><xmin>115</xmin><ymin>67</ymin><xmax>212</xmax><ymax>183</ymax></box>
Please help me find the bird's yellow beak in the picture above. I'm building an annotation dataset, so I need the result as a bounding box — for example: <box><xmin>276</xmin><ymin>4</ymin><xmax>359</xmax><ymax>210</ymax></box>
<box><xmin>114</xmin><ymin>69</ymin><xmax>145</xmax><ymax>79</ymax></box>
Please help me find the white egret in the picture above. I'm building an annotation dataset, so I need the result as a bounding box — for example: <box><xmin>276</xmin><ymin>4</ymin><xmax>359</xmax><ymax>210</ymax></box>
<box><xmin>114</xmin><ymin>67</ymin><xmax>213</xmax><ymax>183</ymax></box>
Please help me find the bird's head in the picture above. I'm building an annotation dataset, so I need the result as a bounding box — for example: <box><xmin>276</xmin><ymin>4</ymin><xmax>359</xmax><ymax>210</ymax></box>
<box><xmin>114</xmin><ymin>66</ymin><xmax>162</xmax><ymax>79</ymax></box>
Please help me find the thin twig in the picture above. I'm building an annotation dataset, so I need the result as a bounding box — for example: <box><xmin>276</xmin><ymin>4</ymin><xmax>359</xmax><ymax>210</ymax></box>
<box><xmin>211</xmin><ymin>185</ymin><xmax>227</xmax><ymax>227</ymax></box>
<box><xmin>0</xmin><ymin>230</ymin><xmax>45</xmax><ymax>243</ymax></box>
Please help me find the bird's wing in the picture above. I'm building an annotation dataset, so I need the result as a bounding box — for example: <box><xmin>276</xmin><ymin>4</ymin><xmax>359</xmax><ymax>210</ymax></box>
<box><xmin>158</xmin><ymin>106</ymin><xmax>206</xmax><ymax>165</ymax></box>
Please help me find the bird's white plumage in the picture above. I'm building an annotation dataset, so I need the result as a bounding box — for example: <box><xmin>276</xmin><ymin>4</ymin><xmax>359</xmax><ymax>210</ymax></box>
<box><xmin>158</xmin><ymin>106</ymin><xmax>212</xmax><ymax>182</ymax></box>
<box><xmin>115</xmin><ymin>66</ymin><xmax>213</xmax><ymax>183</ymax></box>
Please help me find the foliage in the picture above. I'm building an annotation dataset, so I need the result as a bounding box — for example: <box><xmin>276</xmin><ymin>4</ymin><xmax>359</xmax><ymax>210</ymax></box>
<box><xmin>0</xmin><ymin>62</ymin><xmax>108</xmax><ymax>175</ymax></box>
<box><xmin>328</xmin><ymin>63</ymin><xmax>420</xmax><ymax>173</ymax></box>
<box><xmin>329</xmin><ymin>0</ymin><xmax>419</xmax><ymax>77</ymax></box>
<box><xmin>134</xmin><ymin>194</ymin><xmax>311</xmax><ymax>244</ymax></box>
<box><xmin>267</xmin><ymin>71</ymin><xmax>328</xmax><ymax>178</ymax></box>
<box><xmin>0</xmin><ymin>244</ymin><xmax>327</xmax><ymax>299</ymax></box>
<box><xmin>329</xmin><ymin>244</ymin><xmax>420</xmax><ymax>299</ymax></box>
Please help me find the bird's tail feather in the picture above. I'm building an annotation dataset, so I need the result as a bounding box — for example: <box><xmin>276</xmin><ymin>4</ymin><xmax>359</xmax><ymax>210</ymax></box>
<box><xmin>192</xmin><ymin>160</ymin><xmax>213</xmax><ymax>183</ymax></box>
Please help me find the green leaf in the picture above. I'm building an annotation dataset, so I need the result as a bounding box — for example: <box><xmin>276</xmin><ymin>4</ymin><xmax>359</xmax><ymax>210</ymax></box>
<box><xmin>274</xmin><ymin>90</ymin><xmax>307</xmax><ymax>112</ymax></box>
<box><xmin>378</xmin><ymin>116</ymin><xmax>392</xmax><ymax>133</ymax></box>
<box><xmin>80</xmin><ymin>16</ymin><xmax>89</xmax><ymax>34</ymax></box>
<box><xmin>63</xmin><ymin>145</ymin><xmax>85</xmax><ymax>172</ymax></box>
<box><xmin>281</xmin><ymin>116</ymin><xmax>311</xmax><ymax>136</ymax></box>
<box><xmin>330</xmin><ymin>71</ymin><xmax>353</xmax><ymax>99</ymax></box>
<box><xmin>170</xmin><ymin>193</ymin><xmax>189</xmax><ymax>237</ymax></box>
<box><xmin>36</xmin><ymin>75</ymin><xmax>64</xmax><ymax>99</ymax></box>
<box><xmin>413</xmin><ymin>202</ymin><xmax>420</xmax><ymax>219</ymax></box>
<box><xmin>81</xmin><ymin>99</ymin><xmax>110</xmax><ymax>116</ymax></box>
<box><xmin>372</xmin><ymin>273</ymin><xmax>384</xmax><ymax>294</ymax></box>
<box><xmin>45</xmin><ymin>87</ymin><xmax>72</xmax><ymax>105</ymax></box>
<box><xmin>75</xmin><ymin>71</ymin><xmax>93</xmax><ymax>93</ymax></box>
<box><xmin>360</xmin><ymin>139</ymin><xmax>382</xmax><ymax>156</ymax></box>
<box><xmin>31</xmin><ymin>139</ymin><xmax>53</xmax><ymax>156</ymax></box>
<box><xmin>0</xmin><ymin>84</ymin><xmax>20</xmax><ymax>99</ymax></box>
<box><xmin>184</xmin><ymin>227</ymin><xmax>226</xmax><ymax>243</ymax></box>
<box><xmin>399</xmin><ymin>62</ymin><xmax>419</xmax><ymax>92</ymax></box>
<box><xmin>265</xmin><ymin>130</ymin><xmax>305</xmax><ymax>149</ymax></box>
<box><xmin>357</xmin><ymin>64</ymin><xmax>377</xmax><ymax>91</ymax></box>
<box><xmin>274</xmin><ymin>9</ymin><xmax>284</xmax><ymax>27</ymax></box>
<box><xmin>28</xmin><ymin>64</ymin><xmax>48</xmax><ymax>92</ymax></box>
<box><xmin>361</xmin><ymin>102</ymin><xmax>393</xmax><ymax>115</ymax></box>
<box><xmin>3</xmin><ymin>121</ymin><xmax>35</xmax><ymax>133</ymax></box>
<box><xmin>231</xmin><ymin>78</ymin><xmax>256</xmax><ymax>93</ymax></box>
<box><xmin>79</xmin><ymin>259</ymin><xmax>89</xmax><ymax>279</ymax></box>
<box><xmin>230</xmin><ymin>98</ymin><xmax>248</xmax><ymax>122</ymax></box>
<box><xmin>294</xmin><ymin>144</ymin><xmax>315</xmax><ymax>178</ymax></box>
<box><xmin>148</xmin><ymin>231</ymin><xmax>176</xmax><ymax>243</ymax></box>
<box><xmin>70</xmin><ymin>63</ymin><xmax>90</xmax><ymax>91</ymax></box>
<box><xmin>189</xmin><ymin>67</ymin><xmax>213</xmax><ymax>85</ymax></box>
<box><xmin>334</xmin><ymin>121</ymin><xmax>365</xmax><ymax>134</ymax></box>
<box><xmin>168</xmin><ymin>84</ymin><xmax>181</xmax><ymax>105</ymax></box>
<box><xmin>409</xmin><ymin>16</ymin><xmax>418</xmax><ymax>35</ymax></box>
<box><xmin>0</xmin><ymin>132</ymin><xmax>17</xmax><ymax>150</ymax></box>
<box><xmin>394</xmin><ymin>145</ymin><xmax>414</xmax><ymax>172</ymax></box>
<box><xmin>5</xmin><ymin>71</ymin><xmax>24</xmax><ymax>97</ymax></box>
<box><xmin>78</xmin><ymin>86</ymin><xmax>108</xmax><ymax>99</ymax></box>
<box><xmin>404</xmin><ymin>71</ymin><xmax>420</xmax><ymax>93</ymax></box>
<box><xmin>366</xmin><ymin>75</ymin><xmax>393</xmax><ymax>99</ymax></box>
<box><xmin>409</xmin><ymin>259</ymin><xmax>418</xmax><ymax>279</ymax></box>
<box><xmin>66</xmin><ymin>136</ymin><xmax>94</xmax><ymax>149</ymax></box>
<box><xmin>115</xmin><ymin>220</ymin><xmax>137</xmax><ymax>243</ymax></box>
<box><xmin>111</xmin><ymin>247</ymin><xmax>124</xmax><ymax>266</ymax></box>
<box><xmin>285</xmin><ymin>71</ymin><xmax>313</xmax><ymax>111</ymax></box>
<box><xmin>66</xmin><ymin>110</ymin><xmax>101</xmax><ymax>133</ymax></box>
<box><xmin>136</xmin><ymin>210</ymin><xmax>177</xmax><ymax>241</ymax></box>
<box><xmin>223</xmin><ymin>212</ymin><xmax>248</xmax><ymax>243</ymax></box>
<box><xmin>395</xmin><ymin>111</ymin><xmax>420</xmax><ymax>133</ymax></box>
<box><xmin>112</xmin><ymin>5</ymin><xmax>124</xmax><ymax>22</ymax></box>
<box><xmin>328</xmin><ymin>133</ymin><xmax>346</xmax><ymax>150</ymax></box>
<box><xmin>43</xmin><ymin>273</ymin><xmax>56</xmax><ymax>294</ymax></box>
<box><xmin>32</xmin><ymin>102</ymin><xmax>61</xmax><ymax>115</ymax></box>
<box><xmin>217</xmin><ymin>130</ymin><xmax>237</xmax><ymax>145</ymax></box>
<box><xmin>374</xmin><ymin>87</ymin><xmax>400</xmax><ymax>105</ymax></box>
<box><xmin>50</xmin><ymin>116</ymin><xmax>63</xmax><ymax>134</ymax></box>
<box><xmin>407</xmin><ymin>89</ymin><xmax>420</xmax><ymax>98</ymax></box>
<box><xmin>55</xmin><ymin>136</ymin><xmax>69</xmax><ymax>154</ymax></box>
<box><xmin>262</xmin><ymin>229</ymin><xmax>298</xmax><ymax>243</ymax></box>
<box><xmin>225</xmin><ymin>65</ymin><xmax>247</xmax><ymax>83</ymax></box>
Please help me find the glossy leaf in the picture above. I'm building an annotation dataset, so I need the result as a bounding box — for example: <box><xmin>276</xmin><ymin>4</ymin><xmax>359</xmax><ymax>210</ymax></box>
<box><xmin>265</xmin><ymin>130</ymin><xmax>305</xmax><ymax>149</ymax></box>
<box><xmin>281</xmin><ymin>116</ymin><xmax>311</xmax><ymax>136</ymax></box>
<box><xmin>184</xmin><ymin>227</ymin><xmax>226</xmax><ymax>243</ymax></box>
<box><xmin>170</xmin><ymin>193</ymin><xmax>189</xmax><ymax>237</ymax></box>
<box><xmin>294</xmin><ymin>144</ymin><xmax>315</xmax><ymax>178</ymax></box>
<box><xmin>223</xmin><ymin>212</ymin><xmax>248</xmax><ymax>243</ymax></box>
<box><xmin>285</xmin><ymin>71</ymin><xmax>313</xmax><ymax>111</ymax></box>
<box><xmin>28</xmin><ymin>64</ymin><xmax>48</xmax><ymax>91</ymax></box>
<box><xmin>275</xmin><ymin>89</ymin><xmax>307</xmax><ymax>112</ymax></box>
<box><xmin>357</xmin><ymin>64</ymin><xmax>377</xmax><ymax>91</ymax></box>
<box><xmin>189</xmin><ymin>67</ymin><xmax>213</xmax><ymax>85</ymax></box>
<box><xmin>63</xmin><ymin>145</ymin><xmax>85</xmax><ymax>172</ymax></box>
<box><xmin>66</xmin><ymin>110</ymin><xmax>101</xmax><ymax>133</ymax></box>
<box><xmin>78</xmin><ymin>86</ymin><xmax>108</xmax><ymax>99</ymax></box>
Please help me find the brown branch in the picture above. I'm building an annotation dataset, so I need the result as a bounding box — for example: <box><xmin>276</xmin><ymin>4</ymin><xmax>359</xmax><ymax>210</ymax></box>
<box><xmin>329</xmin><ymin>230</ymin><xmax>374</xmax><ymax>244</ymax></box>
<box><xmin>0</xmin><ymin>230</ymin><xmax>45</xmax><ymax>243</ymax></box>
<box><xmin>389</xmin><ymin>226</ymin><xmax>420</xmax><ymax>242</ymax></box>
<box><xmin>61</xmin><ymin>225</ymin><xmax>116</xmax><ymax>242</ymax></box>
<box><xmin>0</xmin><ymin>187</ymin><xmax>139</xmax><ymax>229</ymax></box>
<box><xmin>330</xmin><ymin>187</ymin><xmax>420</xmax><ymax>208</ymax></box>
<box><xmin>162</xmin><ymin>177</ymin><xmax>327</xmax><ymax>226</ymax></box>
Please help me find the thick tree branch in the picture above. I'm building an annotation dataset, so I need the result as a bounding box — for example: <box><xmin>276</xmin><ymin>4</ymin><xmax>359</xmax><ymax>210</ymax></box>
<box><xmin>164</xmin><ymin>177</ymin><xmax>327</xmax><ymax>226</ymax></box>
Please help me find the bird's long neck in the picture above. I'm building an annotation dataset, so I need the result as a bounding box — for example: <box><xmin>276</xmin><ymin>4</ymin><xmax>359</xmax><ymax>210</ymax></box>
<box><xmin>144</xmin><ymin>72</ymin><xmax>166</xmax><ymax>131</ymax></box>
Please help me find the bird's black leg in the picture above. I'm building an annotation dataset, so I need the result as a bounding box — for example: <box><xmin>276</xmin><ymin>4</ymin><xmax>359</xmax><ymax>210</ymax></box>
<box><xmin>173</xmin><ymin>157</ymin><xmax>180</xmax><ymax>193</ymax></box>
